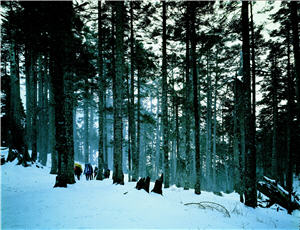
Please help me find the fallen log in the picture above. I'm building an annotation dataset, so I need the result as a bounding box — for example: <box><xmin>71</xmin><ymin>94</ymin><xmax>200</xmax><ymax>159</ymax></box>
<box><xmin>257</xmin><ymin>176</ymin><xmax>300</xmax><ymax>213</ymax></box>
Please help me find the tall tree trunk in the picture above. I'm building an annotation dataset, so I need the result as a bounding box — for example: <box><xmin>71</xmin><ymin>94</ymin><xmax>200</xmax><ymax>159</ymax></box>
<box><xmin>111</xmin><ymin>5</ymin><xmax>116</xmax><ymax>172</ymax></box>
<box><xmin>155</xmin><ymin>87</ymin><xmax>161</xmax><ymax>178</ymax></box>
<box><xmin>84</xmin><ymin>80</ymin><xmax>89</xmax><ymax>164</ymax></box>
<box><xmin>184</xmin><ymin>1</ymin><xmax>191</xmax><ymax>190</ymax></box>
<box><xmin>175</xmin><ymin>101</ymin><xmax>182</xmax><ymax>187</ymax></box>
<box><xmin>130</xmin><ymin>0</ymin><xmax>138</xmax><ymax>182</ymax></box>
<box><xmin>73</xmin><ymin>107</ymin><xmax>79</xmax><ymax>161</ymax></box>
<box><xmin>104</xmin><ymin>89</ymin><xmax>108</xmax><ymax>170</ymax></box>
<box><xmin>162</xmin><ymin>0</ymin><xmax>169</xmax><ymax>188</ymax></box>
<box><xmin>290</xmin><ymin>1</ymin><xmax>300</xmax><ymax>176</ymax></box>
<box><xmin>65</xmin><ymin>70</ymin><xmax>75</xmax><ymax>184</ymax></box>
<box><xmin>234</xmin><ymin>77</ymin><xmax>243</xmax><ymax>201</ymax></box>
<box><xmin>112</xmin><ymin>1</ymin><xmax>124</xmax><ymax>185</ymax></box>
<box><xmin>89</xmin><ymin>95</ymin><xmax>94</xmax><ymax>161</ymax></box>
<box><xmin>44</xmin><ymin>56</ymin><xmax>49</xmax><ymax>162</ymax></box>
<box><xmin>190</xmin><ymin>3</ymin><xmax>201</xmax><ymax>195</ymax></box>
<box><xmin>31</xmin><ymin>52</ymin><xmax>38</xmax><ymax>162</ymax></box>
<box><xmin>7</xmin><ymin>35</ymin><xmax>30</xmax><ymax>165</ymax></box>
<box><xmin>137</xmin><ymin>68</ymin><xmax>141</xmax><ymax>179</ymax></box>
<box><xmin>206</xmin><ymin>53</ymin><xmax>212</xmax><ymax>191</ymax></box>
<box><xmin>97</xmin><ymin>0</ymin><xmax>104</xmax><ymax>180</ymax></box>
<box><xmin>242</xmin><ymin>1</ymin><xmax>257</xmax><ymax>207</ymax></box>
<box><xmin>271</xmin><ymin>57</ymin><xmax>278</xmax><ymax>181</ymax></box>
<box><xmin>126</xmin><ymin>67</ymin><xmax>131</xmax><ymax>181</ymax></box>
<box><xmin>38</xmin><ymin>55</ymin><xmax>47</xmax><ymax>166</ymax></box>
<box><xmin>150</xmin><ymin>94</ymin><xmax>155</xmax><ymax>178</ymax></box>
<box><xmin>212</xmin><ymin>73</ymin><xmax>217</xmax><ymax>192</ymax></box>
<box><xmin>286</xmin><ymin>24</ymin><xmax>294</xmax><ymax>214</ymax></box>
<box><xmin>239</xmin><ymin>86</ymin><xmax>246</xmax><ymax>203</ymax></box>
<box><xmin>49</xmin><ymin>54</ymin><xmax>57</xmax><ymax>174</ymax></box>
<box><xmin>51</xmin><ymin>1</ymin><xmax>75</xmax><ymax>187</ymax></box>
<box><xmin>25</xmin><ymin>47</ymin><xmax>32</xmax><ymax>152</ymax></box>
<box><xmin>250</xmin><ymin>1</ymin><xmax>256</xmax><ymax>150</ymax></box>
<box><xmin>37</xmin><ymin>55</ymin><xmax>43</xmax><ymax>162</ymax></box>
<box><xmin>250</xmin><ymin>1</ymin><xmax>257</xmax><ymax>187</ymax></box>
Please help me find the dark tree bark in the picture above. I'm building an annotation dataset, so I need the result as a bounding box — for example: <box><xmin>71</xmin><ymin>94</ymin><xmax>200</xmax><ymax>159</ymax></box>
<box><xmin>155</xmin><ymin>88</ymin><xmax>161</xmax><ymax>178</ymax></box>
<box><xmin>38</xmin><ymin>55</ymin><xmax>48</xmax><ymax>166</ymax></box>
<box><xmin>96</xmin><ymin>0</ymin><xmax>104</xmax><ymax>181</ymax></box>
<box><xmin>250</xmin><ymin>1</ymin><xmax>257</xmax><ymax>187</ymax></box>
<box><xmin>242</xmin><ymin>1</ymin><xmax>257</xmax><ymax>207</ymax></box>
<box><xmin>126</xmin><ymin>68</ymin><xmax>131</xmax><ymax>181</ymax></box>
<box><xmin>162</xmin><ymin>0</ymin><xmax>170</xmax><ymax>189</ymax></box>
<box><xmin>65</xmin><ymin>70</ymin><xmax>76</xmax><ymax>185</ymax></box>
<box><xmin>49</xmin><ymin>54</ymin><xmax>57</xmax><ymax>174</ymax></box>
<box><xmin>137</xmin><ymin>68</ymin><xmax>141</xmax><ymax>179</ymax></box>
<box><xmin>104</xmin><ymin>89</ymin><xmax>108</xmax><ymax>170</ymax></box>
<box><xmin>234</xmin><ymin>77</ymin><xmax>244</xmax><ymax>202</ymax></box>
<box><xmin>271</xmin><ymin>56</ymin><xmax>278</xmax><ymax>182</ymax></box>
<box><xmin>31</xmin><ymin>52</ymin><xmax>38</xmax><ymax>163</ymax></box>
<box><xmin>112</xmin><ymin>1</ymin><xmax>124</xmax><ymax>185</ymax></box>
<box><xmin>136</xmin><ymin>176</ymin><xmax>150</xmax><ymax>193</ymax></box>
<box><xmin>206</xmin><ymin>53</ymin><xmax>212</xmax><ymax>191</ymax></box>
<box><xmin>290</xmin><ymin>1</ymin><xmax>300</xmax><ymax>176</ymax></box>
<box><xmin>175</xmin><ymin>101</ymin><xmax>182</xmax><ymax>187</ymax></box>
<box><xmin>190</xmin><ymin>3</ymin><xmax>201</xmax><ymax>195</ymax></box>
<box><xmin>130</xmin><ymin>0</ymin><xmax>138</xmax><ymax>182</ymax></box>
<box><xmin>286</xmin><ymin>24</ymin><xmax>294</xmax><ymax>214</ymax></box>
<box><xmin>51</xmin><ymin>1</ymin><xmax>75</xmax><ymax>187</ymax></box>
<box><xmin>184</xmin><ymin>1</ymin><xmax>191</xmax><ymax>190</ymax></box>
<box><xmin>25</xmin><ymin>47</ymin><xmax>32</xmax><ymax>152</ymax></box>
<box><xmin>7</xmin><ymin>29</ymin><xmax>30</xmax><ymax>165</ymax></box>
<box><xmin>84</xmin><ymin>78</ymin><xmax>89</xmax><ymax>164</ymax></box>
<box><xmin>24</xmin><ymin>46</ymin><xmax>37</xmax><ymax>163</ymax></box>
<box><xmin>152</xmin><ymin>174</ymin><xmax>163</xmax><ymax>195</ymax></box>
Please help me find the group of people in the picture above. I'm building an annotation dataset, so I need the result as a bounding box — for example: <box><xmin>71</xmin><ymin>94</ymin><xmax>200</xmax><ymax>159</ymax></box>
<box><xmin>74</xmin><ymin>163</ymin><xmax>98</xmax><ymax>181</ymax></box>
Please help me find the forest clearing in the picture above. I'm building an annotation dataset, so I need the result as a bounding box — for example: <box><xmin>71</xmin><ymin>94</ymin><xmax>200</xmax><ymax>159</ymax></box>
<box><xmin>1</xmin><ymin>149</ymin><xmax>299</xmax><ymax>229</ymax></box>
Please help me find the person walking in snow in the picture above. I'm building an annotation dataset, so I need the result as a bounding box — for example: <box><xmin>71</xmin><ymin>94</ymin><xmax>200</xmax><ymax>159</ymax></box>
<box><xmin>84</xmin><ymin>163</ymin><xmax>93</xmax><ymax>180</ymax></box>
<box><xmin>74</xmin><ymin>163</ymin><xmax>83</xmax><ymax>180</ymax></box>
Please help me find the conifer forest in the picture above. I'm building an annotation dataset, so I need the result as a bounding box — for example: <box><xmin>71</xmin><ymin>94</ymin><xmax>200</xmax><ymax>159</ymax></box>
<box><xmin>1</xmin><ymin>1</ymin><xmax>300</xmax><ymax>228</ymax></box>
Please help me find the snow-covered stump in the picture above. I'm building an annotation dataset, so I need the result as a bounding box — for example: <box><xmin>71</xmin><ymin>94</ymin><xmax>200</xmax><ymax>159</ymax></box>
<box><xmin>257</xmin><ymin>176</ymin><xmax>300</xmax><ymax>214</ymax></box>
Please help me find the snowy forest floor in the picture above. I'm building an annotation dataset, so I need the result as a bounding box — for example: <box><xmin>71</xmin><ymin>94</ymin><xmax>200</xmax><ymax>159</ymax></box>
<box><xmin>1</xmin><ymin>150</ymin><xmax>299</xmax><ymax>229</ymax></box>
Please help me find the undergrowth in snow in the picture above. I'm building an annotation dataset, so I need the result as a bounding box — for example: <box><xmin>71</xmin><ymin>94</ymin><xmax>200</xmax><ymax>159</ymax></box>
<box><xmin>1</xmin><ymin>150</ymin><xmax>299</xmax><ymax>229</ymax></box>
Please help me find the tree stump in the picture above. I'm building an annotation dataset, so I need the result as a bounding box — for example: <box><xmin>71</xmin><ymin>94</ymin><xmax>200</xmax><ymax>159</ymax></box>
<box><xmin>54</xmin><ymin>175</ymin><xmax>67</xmax><ymax>188</ymax></box>
<box><xmin>136</xmin><ymin>176</ymin><xmax>150</xmax><ymax>193</ymax></box>
<box><xmin>151</xmin><ymin>174</ymin><xmax>163</xmax><ymax>195</ymax></box>
<box><xmin>136</xmin><ymin>178</ymin><xmax>145</xmax><ymax>190</ymax></box>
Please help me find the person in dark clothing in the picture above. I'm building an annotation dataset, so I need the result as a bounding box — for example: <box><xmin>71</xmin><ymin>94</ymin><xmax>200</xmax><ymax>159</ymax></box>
<box><xmin>90</xmin><ymin>165</ymin><xmax>94</xmax><ymax>180</ymax></box>
<box><xmin>74</xmin><ymin>163</ymin><xmax>83</xmax><ymax>180</ymax></box>
<box><xmin>84</xmin><ymin>163</ymin><xmax>93</xmax><ymax>180</ymax></box>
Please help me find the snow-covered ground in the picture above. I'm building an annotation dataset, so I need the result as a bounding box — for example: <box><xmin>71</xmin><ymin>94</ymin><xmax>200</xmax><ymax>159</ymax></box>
<box><xmin>1</xmin><ymin>149</ymin><xmax>299</xmax><ymax>229</ymax></box>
